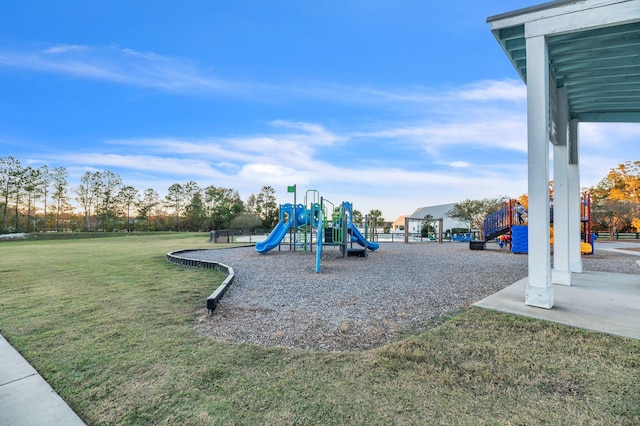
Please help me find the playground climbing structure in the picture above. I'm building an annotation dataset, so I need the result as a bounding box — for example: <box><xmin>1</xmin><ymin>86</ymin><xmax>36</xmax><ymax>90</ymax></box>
<box><xmin>255</xmin><ymin>189</ymin><xmax>379</xmax><ymax>272</ymax></box>
<box><xmin>482</xmin><ymin>195</ymin><xmax>593</xmax><ymax>254</ymax></box>
<box><xmin>483</xmin><ymin>198</ymin><xmax>520</xmax><ymax>242</ymax></box>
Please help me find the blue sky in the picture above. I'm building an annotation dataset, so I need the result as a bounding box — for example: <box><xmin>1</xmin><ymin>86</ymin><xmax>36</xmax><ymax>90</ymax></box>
<box><xmin>1</xmin><ymin>1</ymin><xmax>639</xmax><ymax>221</ymax></box>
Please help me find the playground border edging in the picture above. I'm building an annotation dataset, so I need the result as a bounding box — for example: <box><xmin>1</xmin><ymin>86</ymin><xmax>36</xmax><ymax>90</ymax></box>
<box><xmin>166</xmin><ymin>249</ymin><xmax>235</xmax><ymax>315</ymax></box>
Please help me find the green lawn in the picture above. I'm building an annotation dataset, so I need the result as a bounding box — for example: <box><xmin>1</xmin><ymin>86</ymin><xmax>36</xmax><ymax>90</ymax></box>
<box><xmin>1</xmin><ymin>234</ymin><xmax>638</xmax><ymax>425</ymax></box>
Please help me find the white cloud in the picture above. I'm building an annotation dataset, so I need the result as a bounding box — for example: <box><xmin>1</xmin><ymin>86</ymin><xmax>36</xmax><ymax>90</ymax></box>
<box><xmin>579</xmin><ymin>122</ymin><xmax>640</xmax><ymax>149</ymax></box>
<box><xmin>51</xmin><ymin>153</ymin><xmax>229</xmax><ymax>180</ymax></box>
<box><xmin>572</xmin><ymin>123</ymin><xmax>640</xmax><ymax>190</ymax></box>
<box><xmin>268</xmin><ymin>120</ymin><xmax>342</xmax><ymax>146</ymax></box>
<box><xmin>16</xmin><ymin>63</ymin><xmax>636</xmax><ymax>221</ymax></box>
<box><xmin>351</xmin><ymin>113</ymin><xmax>527</xmax><ymax>157</ymax></box>
<box><xmin>455</xmin><ymin>79</ymin><xmax>526</xmax><ymax>102</ymax></box>
<box><xmin>0</xmin><ymin>44</ymin><xmax>240</xmax><ymax>94</ymax></box>
<box><xmin>445</xmin><ymin>161</ymin><xmax>471</xmax><ymax>168</ymax></box>
<box><xmin>238</xmin><ymin>163</ymin><xmax>310</xmax><ymax>187</ymax></box>
<box><xmin>106</xmin><ymin>121</ymin><xmax>339</xmax><ymax>168</ymax></box>
<box><xmin>44</xmin><ymin>44</ymin><xmax>88</xmax><ymax>54</ymax></box>
<box><xmin>0</xmin><ymin>43</ymin><xmax>532</xmax><ymax>111</ymax></box>
<box><xmin>39</xmin><ymin>77</ymin><xmax>536</xmax><ymax>220</ymax></box>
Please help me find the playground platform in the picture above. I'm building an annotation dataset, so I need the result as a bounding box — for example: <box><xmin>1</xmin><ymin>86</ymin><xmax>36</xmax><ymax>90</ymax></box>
<box><xmin>475</xmin><ymin>241</ymin><xmax>640</xmax><ymax>340</ymax></box>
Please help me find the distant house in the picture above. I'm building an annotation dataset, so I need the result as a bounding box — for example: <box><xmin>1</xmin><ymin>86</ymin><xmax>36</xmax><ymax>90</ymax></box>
<box><xmin>407</xmin><ymin>203</ymin><xmax>469</xmax><ymax>235</ymax></box>
<box><xmin>391</xmin><ymin>215</ymin><xmax>409</xmax><ymax>231</ymax></box>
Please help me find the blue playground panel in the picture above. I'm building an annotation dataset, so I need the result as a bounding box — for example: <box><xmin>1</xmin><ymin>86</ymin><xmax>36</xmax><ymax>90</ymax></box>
<box><xmin>511</xmin><ymin>225</ymin><xmax>528</xmax><ymax>253</ymax></box>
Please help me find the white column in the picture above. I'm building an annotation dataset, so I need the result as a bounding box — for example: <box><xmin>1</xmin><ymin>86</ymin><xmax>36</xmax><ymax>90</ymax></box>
<box><xmin>552</xmin><ymin>86</ymin><xmax>571</xmax><ymax>285</ymax></box>
<box><xmin>568</xmin><ymin>119</ymin><xmax>583</xmax><ymax>273</ymax></box>
<box><xmin>525</xmin><ymin>35</ymin><xmax>553</xmax><ymax>309</ymax></box>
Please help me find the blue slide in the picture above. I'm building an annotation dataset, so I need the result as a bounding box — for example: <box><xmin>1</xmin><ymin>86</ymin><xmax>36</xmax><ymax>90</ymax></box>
<box><xmin>350</xmin><ymin>227</ymin><xmax>380</xmax><ymax>251</ymax></box>
<box><xmin>256</xmin><ymin>220</ymin><xmax>292</xmax><ymax>253</ymax></box>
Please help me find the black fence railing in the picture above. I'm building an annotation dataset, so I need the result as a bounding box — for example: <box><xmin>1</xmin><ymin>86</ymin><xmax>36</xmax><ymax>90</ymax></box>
<box><xmin>209</xmin><ymin>229</ymin><xmax>483</xmax><ymax>244</ymax></box>
<box><xmin>599</xmin><ymin>232</ymin><xmax>640</xmax><ymax>240</ymax></box>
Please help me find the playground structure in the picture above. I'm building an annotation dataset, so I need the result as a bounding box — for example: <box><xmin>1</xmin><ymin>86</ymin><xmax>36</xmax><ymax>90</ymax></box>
<box><xmin>482</xmin><ymin>195</ymin><xmax>594</xmax><ymax>254</ymax></box>
<box><xmin>255</xmin><ymin>189</ymin><xmax>379</xmax><ymax>272</ymax></box>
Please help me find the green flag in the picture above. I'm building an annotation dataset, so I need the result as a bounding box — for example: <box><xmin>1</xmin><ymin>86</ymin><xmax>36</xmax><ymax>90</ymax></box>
<box><xmin>287</xmin><ymin>185</ymin><xmax>296</xmax><ymax>193</ymax></box>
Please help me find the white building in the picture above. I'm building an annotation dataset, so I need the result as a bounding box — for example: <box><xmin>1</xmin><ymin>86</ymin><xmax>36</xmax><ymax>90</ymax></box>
<box><xmin>407</xmin><ymin>203</ymin><xmax>469</xmax><ymax>235</ymax></box>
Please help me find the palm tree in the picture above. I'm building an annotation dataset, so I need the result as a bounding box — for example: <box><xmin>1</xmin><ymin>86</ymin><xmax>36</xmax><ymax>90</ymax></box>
<box><xmin>368</xmin><ymin>209</ymin><xmax>384</xmax><ymax>226</ymax></box>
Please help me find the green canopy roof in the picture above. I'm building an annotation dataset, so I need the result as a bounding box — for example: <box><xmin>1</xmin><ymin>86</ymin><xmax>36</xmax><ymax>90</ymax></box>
<box><xmin>488</xmin><ymin>0</ymin><xmax>640</xmax><ymax>123</ymax></box>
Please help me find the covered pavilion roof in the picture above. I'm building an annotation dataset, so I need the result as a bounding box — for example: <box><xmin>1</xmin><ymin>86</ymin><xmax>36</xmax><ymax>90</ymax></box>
<box><xmin>487</xmin><ymin>0</ymin><xmax>640</xmax><ymax>123</ymax></box>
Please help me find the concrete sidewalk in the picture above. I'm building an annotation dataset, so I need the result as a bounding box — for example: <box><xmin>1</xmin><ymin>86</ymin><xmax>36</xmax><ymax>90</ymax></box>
<box><xmin>474</xmin><ymin>270</ymin><xmax>640</xmax><ymax>340</ymax></box>
<box><xmin>0</xmin><ymin>334</ymin><xmax>85</xmax><ymax>426</ymax></box>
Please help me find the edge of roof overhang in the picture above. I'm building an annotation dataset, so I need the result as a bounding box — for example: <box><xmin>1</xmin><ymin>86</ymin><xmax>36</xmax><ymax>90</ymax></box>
<box><xmin>575</xmin><ymin>112</ymin><xmax>640</xmax><ymax>123</ymax></box>
<box><xmin>486</xmin><ymin>0</ymin><xmax>584</xmax><ymax>24</ymax></box>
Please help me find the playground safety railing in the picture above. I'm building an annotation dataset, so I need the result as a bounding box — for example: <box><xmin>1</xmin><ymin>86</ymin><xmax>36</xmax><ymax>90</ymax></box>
<box><xmin>483</xmin><ymin>206</ymin><xmax>512</xmax><ymax>240</ymax></box>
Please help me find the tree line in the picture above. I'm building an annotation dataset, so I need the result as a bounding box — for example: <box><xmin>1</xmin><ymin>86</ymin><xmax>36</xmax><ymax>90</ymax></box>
<box><xmin>0</xmin><ymin>156</ymin><xmax>283</xmax><ymax>233</ymax></box>
<box><xmin>10</xmin><ymin>153</ymin><xmax>633</xmax><ymax>238</ymax></box>
<box><xmin>443</xmin><ymin>161</ymin><xmax>640</xmax><ymax>240</ymax></box>
<box><xmin>0</xmin><ymin>156</ymin><xmax>388</xmax><ymax>234</ymax></box>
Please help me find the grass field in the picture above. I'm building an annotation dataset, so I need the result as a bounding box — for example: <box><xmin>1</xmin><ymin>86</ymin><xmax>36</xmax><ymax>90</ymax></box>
<box><xmin>1</xmin><ymin>233</ymin><xmax>639</xmax><ymax>425</ymax></box>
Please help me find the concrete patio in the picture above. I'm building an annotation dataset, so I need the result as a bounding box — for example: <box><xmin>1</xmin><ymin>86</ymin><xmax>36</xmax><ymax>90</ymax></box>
<box><xmin>475</xmin><ymin>242</ymin><xmax>640</xmax><ymax>340</ymax></box>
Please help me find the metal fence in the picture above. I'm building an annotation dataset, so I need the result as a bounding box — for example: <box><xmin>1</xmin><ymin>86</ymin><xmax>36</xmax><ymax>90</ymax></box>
<box><xmin>210</xmin><ymin>229</ymin><xmax>483</xmax><ymax>244</ymax></box>
<box><xmin>598</xmin><ymin>232</ymin><xmax>640</xmax><ymax>240</ymax></box>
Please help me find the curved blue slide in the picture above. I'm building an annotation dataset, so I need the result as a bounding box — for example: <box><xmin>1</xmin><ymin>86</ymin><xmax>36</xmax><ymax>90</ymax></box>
<box><xmin>256</xmin><ymin>220</ymin><xmax>292</xmax><ymax>253</ymax></box>
<box><xmin>351</xmin><ymin>227</ymin><xmax>380</xmax><ymax>251</ymax></box>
